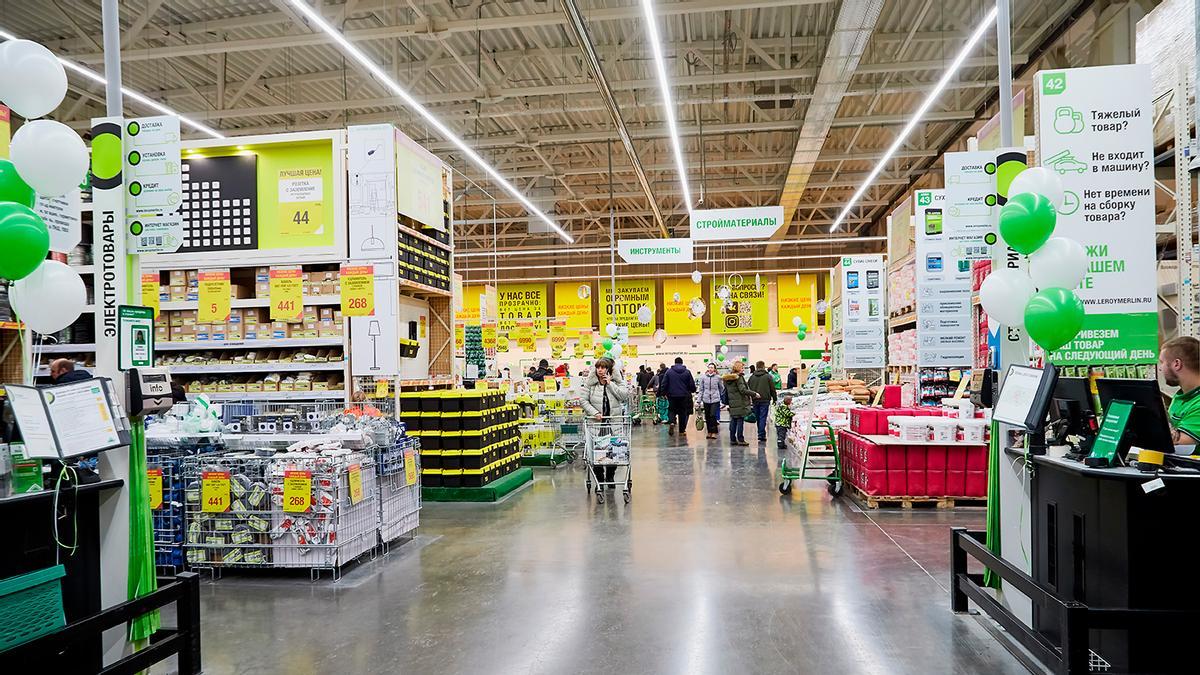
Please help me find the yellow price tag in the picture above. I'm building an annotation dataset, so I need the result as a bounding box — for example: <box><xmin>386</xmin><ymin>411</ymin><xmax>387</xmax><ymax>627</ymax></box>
<box><xmin>348</xmin><ymin>464</ymin><xmax>364</xmax><ymax>504</ymax></box>
<box><xmin>573</xmin><ymin>342</ymin><xmax>584</xmax><ymax>359</ymax></box>
<box><xmin>283</xmin><ymin>470</ymin><xmax>312</xmax><ymax>513</ymax></box>
<box><xmin>497</xmin><ymin>335</ymin><xmax>509</xmax><ymax>352</ymax></box>
<box><xmin>280</xmin><ymin>201</ymin><xmax>322</xmax><ymax>235</ymax></box>
<box><xmin>269</xmin><ymin>266</ymin><xmax>303</xmax><ymax>321</ymax></box>
<box><xmin>404</xmin><ymin>449</ymin><xmax>417</xmax><ymax>486</ymax></box>
<box><xmin>198</xmin><ymin>269</ymin><xmax>231</xmax><ymax>323</ymax></box>
<box><xmin>578</xmin><ymin>330</ymin><xmax>593</xmax><ymax>351</ymax></box>
<box><xmin>147</xmin><ymin>468</ymin><xmax>163</xmax><ymax>510</ymax></box>
<box><xmin>516</xmin><ymin>320</ymin><xmax>536</xmax><ymax>351</ymax></box>
<box><xmin>626</xmin><ymin>343</ymin><xmax>638</xmax><ymax>358</ymax></box>
<box><xmin>374</xmin><ymin>379</ymin><xmax>390</xmax><ymax>398</ymax></box>
<box><xmin>474</xmin><ymin>379</ymin><xmax>488</xmax><ymax>390</ymax></box>
<box><xmin>481</xmin><ymin>321</ymin><xmax>497</xmax><ymax>349</ymax></box>
<box><xmin>546</xmin><ymin>378</ymin><xmax>558</xmax><ymax>392</ymax></box>
<box><xmin>201</xmin><ymin>471</ymin><xmax>230</xmax><ymax>513</ymax></box>
<box><xmin>140</xmin><ymin>273</ymin><xmax>160</xmax><ymax>318</ymax></box>
<box><xmin>340</xmin><ymin>264</ymin><xmax>375</xmax><ymax>317</ymax></box>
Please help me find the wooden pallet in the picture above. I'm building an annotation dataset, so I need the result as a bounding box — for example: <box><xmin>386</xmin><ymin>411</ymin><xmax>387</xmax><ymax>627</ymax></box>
<box><xmin>848</xmin><ymin>484</ymin><xmax>986</xmax><ymax>510</ymax></box>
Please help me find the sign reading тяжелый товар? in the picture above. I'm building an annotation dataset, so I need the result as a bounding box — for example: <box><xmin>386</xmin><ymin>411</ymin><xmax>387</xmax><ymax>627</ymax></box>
<box><xmin>689</xmin><ymin>206</ymin><xmax>784</xmax><ymax>241</ymax></box>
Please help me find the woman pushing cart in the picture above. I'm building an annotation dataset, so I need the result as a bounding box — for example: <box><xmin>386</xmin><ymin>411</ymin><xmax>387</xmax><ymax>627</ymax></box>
<box><xmin>580</xmin><ymin>357</ymin><xmax>633</xmax><ymax>503</ymax></box>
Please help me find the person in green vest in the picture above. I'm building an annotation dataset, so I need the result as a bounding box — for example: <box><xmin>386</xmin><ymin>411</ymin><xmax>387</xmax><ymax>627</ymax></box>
<box><xmin>1160</xmin><ymin>336</ymin><xmax>1200</xmax><ymax>452</ymax></box>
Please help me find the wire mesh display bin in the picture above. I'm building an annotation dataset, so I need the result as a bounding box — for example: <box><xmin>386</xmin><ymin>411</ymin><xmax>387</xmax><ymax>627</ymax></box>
<box><xmin>217</xmin><ymin>401</ymin><xmax>347</xmax><ymax>433</ymax></box>
<box><xmin>145</xmin><ymin>433</ymin><xmax>225</xmax><ymax>575</ymax></box>
<box><xmin>376</xmin><ymin>436</ymin><xmax>421</xmax><ymax>550</ymax></box>
<box><xmin>182</xmin><ymin>448</ymin><xmax>378</xmax><ymax>580</ymax></box>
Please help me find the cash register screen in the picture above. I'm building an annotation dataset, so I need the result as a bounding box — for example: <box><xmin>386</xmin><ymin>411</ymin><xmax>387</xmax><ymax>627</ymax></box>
<box><xmin>994</xmin><ymin>365</ymin><xmax>1058</xmax><ymax>430</ymax></box>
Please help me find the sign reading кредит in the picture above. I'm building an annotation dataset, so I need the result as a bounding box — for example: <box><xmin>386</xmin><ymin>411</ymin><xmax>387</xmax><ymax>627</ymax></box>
<box><xmin>1036</xmin><ymin>64</ymin><xmax>1157</xmax><ymax>364</ymax></box>
<box><xmin>689</xmin><ymin>206</ymin><xmax>783</xmax><ymax>241</ymax></box>
<box><xmin>617</xmin><ymin>237</ymin><xmax>693</xmax><ymax>264</ymax></box>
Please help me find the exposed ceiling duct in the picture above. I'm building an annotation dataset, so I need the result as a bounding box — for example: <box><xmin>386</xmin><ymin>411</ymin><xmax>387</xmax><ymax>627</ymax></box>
<box><xmin>768</xmin><ymin>0</ymin><xmax>884</xmax><ymax>253</ymax></box>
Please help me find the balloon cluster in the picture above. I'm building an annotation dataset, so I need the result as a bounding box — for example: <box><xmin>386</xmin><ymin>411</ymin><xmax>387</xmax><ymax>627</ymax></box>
<box><xmin>0</xmin><ymin>39</ymin><xmax>90</xmax><ymax>334</ymax></box>
<box><xmin>792</xmin><ymin>316</ymin><xmax>808</xmax><ymax>340</ymax></box>
<box><xmin>979</xmin><ymin>168</ymin><xmax>1087</xmax><ymax>353</ymax></box>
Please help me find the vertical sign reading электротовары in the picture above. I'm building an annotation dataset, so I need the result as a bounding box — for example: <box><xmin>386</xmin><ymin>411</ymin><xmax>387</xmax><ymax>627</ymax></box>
<box><xmin>1036</xmin><ymin>64</ymin><xmax>1157</xmax><ymax>364</ymax></box>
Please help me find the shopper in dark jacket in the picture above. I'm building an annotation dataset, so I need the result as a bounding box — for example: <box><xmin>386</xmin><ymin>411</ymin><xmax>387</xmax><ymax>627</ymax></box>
<box><xmin>786</xmin><ymin>367</ymin><xmax>799</xmax><ymax>389</ymax></box>
<box><xmin>49</xmin><ymin>359</ymin><xmax>92</xmax><ymax>385</ymax></box>
<box><xmin>722</xmin><ymin>361</ymin><xmax>754</xmax><ymax>445</ymax></box>
<box><xmin>659</xmin><ymin>357</ymin><xmax>697</xmax><ymax>436</ymax></box>
<box><xmin>746</xmin><ymin>361</ymin><xmax>777</xmax><ymax>442</ymax></box>
<box><xmin>531</xmin><ymin>359</ymin><xmax>553</xmax><ymax>381</ymax></box>
<box><xmin>636</xmin><ymin>366</ymin><xmax>652</xmax><ymax>394</ymax></box>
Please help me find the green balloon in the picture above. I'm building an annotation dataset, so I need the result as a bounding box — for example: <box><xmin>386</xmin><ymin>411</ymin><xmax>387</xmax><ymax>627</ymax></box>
<box><xmin>797</xmin><ymin>330</ymin><xmax>807</xmax><ymax>341</ymax></box>
<box><xmin>719</xmin><ymin>338</ymin><xmax>727</xmax><ymax>346</ymax></box>
<box><xmin>0</xmin><ymin>203</ymin><xmax>49</xmax><ymax>281</ymax></box>
<box><xmin>1024</xmin><ymin>288</ymin><xmax>1085</xmax><ymax>352</ymax></box>
<box><xmin>999</xmin><ymin>192</ymin><xmax>1056</xmax><ymax>254</ymax></box>
<box><xmin>716</xmin><ymin>352</ymin><xmax>726</xmax><ymax>361</ymax></box>
<box><xmin>601</xmin><ymin>337</ymin><xmax>613</xmax><ymax>350</ymax></box>
<box><xmin>0</xmin><ymin>160</ymin><xmax>36</xmax><ymax>208</ymax></box>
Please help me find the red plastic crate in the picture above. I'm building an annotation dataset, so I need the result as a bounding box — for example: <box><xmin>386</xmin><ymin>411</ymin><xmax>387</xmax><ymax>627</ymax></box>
<box><xmin>860</xmin><ymin>469</ymin><xmax>887</xmax><ymax>495</ymax></box>
<box><xmin>887</xmin><ymin>469</ymin><xmax>907</xmax><ymax>495</ymax></box>
<box><xmin>964</xmin><ymin>470</ymin><xmax>987</xmax><ymax>497</ymax></box>
<box><xmin>966</xmin><ymin>446</ymin><xmax>989</xmax><ymax>472</ymax></box>
<box><xmin>926</xmin><ymin>446</ymin><xmax>947</xmax><ymax>497</ymax></box>
<box><xmin>946</xmin><ymin>470</ymin><xmax>966</xmax><ymax>496</ymax></box>
<box><xmin>907</xmin><ymin>469</ymin><xmax>927</xmax><ymax>496</ymax></box>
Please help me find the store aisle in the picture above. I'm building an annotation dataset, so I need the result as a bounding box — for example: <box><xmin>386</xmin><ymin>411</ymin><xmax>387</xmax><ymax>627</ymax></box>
<box><xmin>195</xmin><ymin>425</ymin><xmax>1025</xmax><ymax>674</ymax></box>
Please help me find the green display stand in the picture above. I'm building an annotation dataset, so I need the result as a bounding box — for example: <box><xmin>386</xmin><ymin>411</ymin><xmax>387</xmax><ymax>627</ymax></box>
<box><xmin>423</xmin><ymin>468</ymin><xmax>533</xmax><ymax>502</ymax></box>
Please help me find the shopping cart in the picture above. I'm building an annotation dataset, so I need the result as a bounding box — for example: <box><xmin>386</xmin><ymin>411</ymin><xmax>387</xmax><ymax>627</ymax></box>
<box><xmin>548</xmin><ymin>410</ymin><xmax>584</xmax><ymax>464</ymax></box>
<box><xmin>638</xmin><ymin>393</ymin><xmax>658</xmax><ymax>424</ymax></box>
<box><xmin>582</xmin><ymin>414</ymin><xmax>633</xmax><ymax>504</ymax></box>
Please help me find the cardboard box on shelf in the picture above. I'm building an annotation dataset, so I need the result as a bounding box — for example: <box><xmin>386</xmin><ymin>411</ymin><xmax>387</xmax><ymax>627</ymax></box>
<box><xmin>179</xmin><ymin>310</ymin><xmax>198</xmax><ymax>326</ymax></box>
<box><xmin>168</xmin><ymin>311</ymin><xmax>183</xmax><ymax>327</ymax></box>
<box><xmin>185</xmin><ymin>270</ymin><xmax>199</xmax><ymax>286</ymax></box>
<box><xmin>256</xmin><ymin>282</ymin><xmax>270</xmax><ymax>298</ymax></box>
<box><xmin>155</xmin><ymin>325</ymin><xmax>169</xmax><ymax>341</ymax></box>
<box><xmin>244</xmin><ymin>308</ymin><xmax>268</xmax><ymax>324</ymax></box>
<box><xmin>169</xmin><ymin>270</ymin><xmax>186</xmax><ymax>285</ymax></box>
<box><xmin>302</xmin><ymin>306</ymin><xmax>318</xmax><ymax>320</ymax></box>
<box><xmin>195</xmin><ymin>324</ymin><xmax>211</xmax><ymax>341</ymax></box>
<box><xmin>171</xmin><ymin>325</ymin><xmax>196</xmax><ymax>342</ymax></box>
<box><xmin>228</xmin><ymin>308</ymin><xmax>243</xmax><ymax>325</ymax></box>
<box><xmin>255</xmin><ymin>267</ymin><xmax>269</xmax><ymax>283</ymax></box>
<box><xmin>228</xmin><ymin>324</ymin><xmax>244</xmax><ymax>340</ymax></box>
<box><xmin>318</xmin><ymin>307</ymin><xmax>334</xmax><ymax>320</ymax></box>
<box><xmin>320</xmin><ymin>281</ymin><xmax>338</xmax><ymax>296</ymax></box>
<box><xmin>230</xmin><ymin>284</ymin><xmax>251</xmax><ymax>299</ymax></box>
<box><xmin>318</xmin><ymin>320</ymin><xmax>342</xmax><ymax>337</ymax></box>
<box><xmin>271</xmin><ymin>322</ymin><xmax>290</xmax><ymax>339</ymax></box>
<box><xmin>211</xmin><ymin>323</ymin><xmax>228</xmax><ymax>341</ymax></box>
<box><xmin>169</xmin><ymin>286</ymin><xmax>187</xmax><ymax>301</ymax></box>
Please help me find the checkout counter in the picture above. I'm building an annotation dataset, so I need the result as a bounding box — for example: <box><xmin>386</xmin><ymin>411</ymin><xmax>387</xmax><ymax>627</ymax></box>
<box><xmin>991</xmin><ymin>366</ymin><xmax>1200</xmax><ymax>673</ymax></box>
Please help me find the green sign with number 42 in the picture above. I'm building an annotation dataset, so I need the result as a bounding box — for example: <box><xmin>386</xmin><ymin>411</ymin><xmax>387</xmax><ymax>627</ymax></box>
<box><xmin>1042</xmin><ymin>72</ymin><xmax>1067</xmax><ymax>96</ymax></box>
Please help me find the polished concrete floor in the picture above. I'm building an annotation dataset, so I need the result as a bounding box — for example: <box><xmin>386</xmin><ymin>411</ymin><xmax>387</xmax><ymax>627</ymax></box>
<box><xmin>194</xmin><ymin>424</ymin><xmax>1027</xmax><ymax>674</ymax></box>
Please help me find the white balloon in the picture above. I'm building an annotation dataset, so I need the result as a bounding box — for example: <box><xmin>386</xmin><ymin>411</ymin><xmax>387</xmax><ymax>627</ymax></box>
<box><xmin>11</xmin><ymin>260</ymin><xmax>86</xmax><ymax>334</ymax></box>
<box><xmin>610</xmin><ymin>343</ymin><xmax>623</xmax><ymax>358</ymax></box>
<box><xmin>816</xmin><ymin>300</ymin><xmax>828</xmax><ymax>315</ymax></box>
<box><xmin>653</xmin><ymin>328</ymin><xmax>668</xmax><ymax>345</ymax></box>
<box><xmin>720</xmin><ymin>345</ymin><xmax>729</xmax><ymax>354</ymax></box>
<box><xmin>10</xmin><ymin>120</ymin><xmax>89</xmax><ymax>197</ymax></box>
<box><xmin>1009</xmin><ymin>167</ymin><xmax>1064</xmax><ymax>207</ymax></box>
<box><xmin>688</xmin><ymin>298</ymin><xmax>706</xmax><ymax>319</ymax></box>
<box><xmin>716</xmin><ymin>285</ymin><xmax>731</xmax><ymax>300</ymax></box>
<box><xmin>576</xmin><ymin>284</ymin><xmax>591</xmax><ymax>299</ymax></box>
<box><xmin>605</xmin><ymin>323</ymin><xmax>618</xmax><ymax>337</ymax></box>
<box><xmin>978</xmin><ymin>269</ymin><xmax>1036</xmax><ymax>327</ymax></box>
<box><xmin>792</xmin><ymin>316</ymin><xmax>802</xmax><ymax>328</ymax></box>
<box><xmin>690</xmin><ymin>270</ymin><xmax>702</xmax><ymax>284</ymax></box>
<box><xmin>672</xmin><ymin>291</ymin><xmax>681</xmax><ymax>302</ymax></box>
<box><xmin>1029</xmin><ymin>237</ymin><xmax>1087</xmax><ymax>291</ymax></box>
<box><xmin>636</xmin><ymin>305</ymin><xmax>653</xmax><ymax>325</ymax></box>
<box><xmin>0</xmin><ymin>40</ymin><xmax>68</xmax><ymax>119</ymax></box>
<box><xmin>754</xmin><ymin>273</ymin><xmax>761</xmax><ymax>290</ymax></box>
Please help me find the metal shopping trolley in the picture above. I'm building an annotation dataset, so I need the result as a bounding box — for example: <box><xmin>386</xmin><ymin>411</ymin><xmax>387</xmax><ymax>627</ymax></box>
<box><xmin>583</xmin><ymin>414</ymin><xmax>633</xmax><ymax>504</ymax></box>
<box><xmin>779</xmin><ymin>419</ymin><xmax>843</xmax><ymax>496</ymax></box>
<box><xmin>548</xmin><ymin>409</ymin><xmax>584</xmax><ymax>464</ymax></box>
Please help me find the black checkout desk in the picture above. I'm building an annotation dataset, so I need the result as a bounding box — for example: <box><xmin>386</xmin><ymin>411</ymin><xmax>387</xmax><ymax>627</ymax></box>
<box><xmin>1015</xmin><ymin>449</ymin><xmax>1199</xmax><ymax>673</ymax></box>
<box><xmin>0</xmin><ymin>478</ymin><xmax>123</xmax><ymax>671</ymax></box>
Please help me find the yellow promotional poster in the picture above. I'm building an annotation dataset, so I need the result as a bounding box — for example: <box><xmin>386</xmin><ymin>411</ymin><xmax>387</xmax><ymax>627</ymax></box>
<box><xmin>282</xmin><ymin>470</ymin><xmax>312</xmax><ymax>513</ymax></box>
<box><xmin>598</xmin><ymin>279</ymin><xmax>655</xmax><ymax>336</ymax></box>
<box><xmin>147</xmin><ymin>469</ymin><xmax>163</xmax><ymax>510</ymax></box>
<box><xmin>252</xmin><ymin>141</ymin><xmax>336</xmax><ymax>251</ymax></box>
<box><xmin>777</xmin><ymin>273</ymin><xmax>818</xmax><ymax>331</ymax></box>
<box><xmin>578</xmin><ymin>330</ymin><xmax>593</xmax><ymax>351</ymax></box>
<box><xmin>457</xmin><ymin>285</ymin><xmax>483</xmax><ymax>323</ymax></box>
<box><xmin>198</xmin><ymin>269</ymin><xmax>231</xmax><ymax>323</ymax></box>
<box><xmin>711</xmin><ymin>278</ymin><xmax>768</xmax><ymax>334</ymax></box>
<box><xmin>348</xmin><ymin>464</ymin><xmax>364</xmax><ymax>504</ymax></box>
<box><xmin>516</xmin><ymin>319</ymin><xmax>536</xmax><ymax>351</ymax></box>
<box><xmin>454</xmin><ymin>321</ymin><xmax>466</xmax><ymax>354</ymax></box>
<box><xmin>269</xmin><ymin>266</ymin><xmax>304</xmax><ymax>321</ymax></box>
<box><xmin>481</xmin><ymin>320</ymin><xmax>497</xmax><ymax>349</ymax></box>
<box><xmin>553</xmin><ymin>281</ymin><xmax>593</xmax><ymax>331</ymax></box>
<box><xmin>550</xmin><ymin>320</ymin><xmax>567</xmax><ymax>357</ymax></box>
<box><xmin>201</xmin><ymin>471</ymin><xmax>231</xmax><ymax>513</ymax></box>
<box><xmin>278</xmin><ymin>167</ymin><xmax>324</xmax><ymax>236</ymax></box>
<box><xmin>141</xmin><ymin>273</ymin><xmax>160</xmax><ymax>318</ymax></box>
<box><xmin>498</xmin><ymin>283</ymin><xmax>547</xmax><ymax>336</ymax></box>
<box><xmin>663</xmin><ymin>277</ymin><xmax>702</xmax><ymax>335</ymax></box>
<box><xmin>340</xmin><ymin>264</ymin><xmax>375</xmax><ymax>316</ymax></box>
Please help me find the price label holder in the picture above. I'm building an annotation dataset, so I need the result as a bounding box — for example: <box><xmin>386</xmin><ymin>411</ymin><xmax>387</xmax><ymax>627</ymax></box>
<box><xmin>269</xmin><ymin>266</ymin><xmax>303</xmax><ymax>321</ymax></box>
<box><xmin>147</xmin><ymin>468</ymin><xmax>163</xmax><ymax>510</ymax></box>
<box><xmin>282</xmin><ymin>470</ymin><xmax>312</xmax><ymax>513</ymax></box>
<box><xmin>404</xmin><ymin>449</ymin><xmax>418</xmax><ymax>485</ymax></box>
<box><xmin>198</xmin><ymin>269</ymin><xmax>231</xmax><ymax>323</ymax></box>
<box><xmin>481</xmin><ymin>321</ymin><xmax>497</xmax><ymax>349</ymax></box>
<box><xmin>348</xmin><ymin>464</ymin><xmax>364</xmax><ymax>504</ymax></box>
<box><xmin>374</xmin><ymin>378</ymin><xmax>390</xmax><ymax>398</ymax></box>
<box><xmin>201</xmin><ymin>471</ymin><xmax>230</xmax><ymax>513</ymax></box>
<box><xmin>340</xmin><ymin>264</ymin><xmax>375</xmax><ymax>317</ymax></box>
<box><xmin>141</xmin><ymin>273</ymin><xmax>160</xmax><ymax>318</ymax></box>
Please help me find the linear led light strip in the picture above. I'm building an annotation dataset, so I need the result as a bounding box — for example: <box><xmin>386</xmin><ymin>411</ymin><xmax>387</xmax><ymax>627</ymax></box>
<box><xmin>456</xmin><ymin>235</ymin><xmax>886</xmax><ymax>258</ymax></box>
<box><xmin>286</xmin><ymin>0</ymin><xmax>573</xmax><ymax>243</ymax></box>
<box><xmin>830</xmin><ymin>5</ymin><xmax>998</xmax><ymax>231</ymax></box>
<box><xmin>640</xmin><ymin>0</ymin><xmax>693</xmax><ymax>216</ymax></box>
<box><xmin>0</xmin><ymin>29</ymin><xmax>225</xmax><ymax>139</ymax></box>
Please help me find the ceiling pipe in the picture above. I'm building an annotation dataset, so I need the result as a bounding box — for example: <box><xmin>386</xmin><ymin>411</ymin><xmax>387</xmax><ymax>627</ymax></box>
<box><xmin>559</xmin><ymin>0</ymin><xmax>668</xmax><ymax>237</ymax></box>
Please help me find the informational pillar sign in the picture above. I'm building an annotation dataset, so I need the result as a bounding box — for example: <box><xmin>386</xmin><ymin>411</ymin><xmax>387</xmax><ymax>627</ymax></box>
<box><xmin>124</xmin><ymin>116</ymin><xmax>184</xmax><ymax>254</ymax></box>
<box><xmin>988</xmin><ymin>147</ymin><xmax>1031</xmax><ymax>371</ymax></box>
<box><xmin>840</xmin><ymin>255</ymin><xmax>885</xmax><ymax>368</ymax></box>
<box><xmin>915</xmin><ymin>180</ymin><xmax>971</xmax><ymax>366</ymax></box>
<box><xmin>1036</xmin><ymin>64</ymin><xmax>1158</xmax><ymax>364</ymax></box>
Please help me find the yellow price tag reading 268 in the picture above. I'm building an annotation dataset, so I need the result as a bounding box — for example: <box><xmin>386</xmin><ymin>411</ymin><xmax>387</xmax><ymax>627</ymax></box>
<box><xmin>269</xmin><ymin>266</ymin><xmax>304</xmax><ymax>321</ymax></box>
<box><xmin>201</xmin><ymin>471</ymin><xmax>230</xmax><ymax>513</ymax></box>
<box><xmin>340</xmin><ymin>264</ymin><xmax>375</xmax><ymax>317</ymax></box>
<box><xmin>282</xmin><ymin>470</ymin><xmax>312</xmax><ymax>513</ymax></box>
<box><xmin>348</xmin><ymin>464</ymin><xmax>364</xmax><ymax>504</ymax></box>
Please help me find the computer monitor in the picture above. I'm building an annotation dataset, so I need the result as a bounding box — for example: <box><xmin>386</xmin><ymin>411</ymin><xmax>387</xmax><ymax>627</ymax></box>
<box><xmin>1095</xmin><ymin>378</ymin><xmax>1175</xmax><ymax>456</ymax></box>
<box><xmin>1049</xmin><ymin>377</ymin><xmax>1095</xmax><ymax>434</ymax></box>
<box><xmin>994</xmin><ymin>364</ymin><xmax>1059</xmax><ymax>431</ymax></box>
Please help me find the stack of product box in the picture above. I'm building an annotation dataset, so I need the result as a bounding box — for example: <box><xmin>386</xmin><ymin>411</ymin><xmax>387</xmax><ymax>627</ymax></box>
<box><xmin>398</xmin><ymin>230</ymin><xmax>452</xmax><ymax>291</ymax></box>
<box><xmin>401</xmin><ymin>390</ymin><xmax>520</xmax><ymax>488</ymax></box>
<box><xmin>838</xmin><ymin>407</ymin><xmax>988</xmax><ymax>499</ymax></box>
<box><xmin>153</xmin><ymin>304</ymin><xmax>344</xmax><ymax>343</ymax></box>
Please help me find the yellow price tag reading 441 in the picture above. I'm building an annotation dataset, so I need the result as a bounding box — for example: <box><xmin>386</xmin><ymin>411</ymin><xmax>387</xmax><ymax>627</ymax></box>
<box><xmin>282</xmin><ymin>470</ymin><xmax>312</xmax><ymax>513</ymax></box>
<box><xmin>270</xmin><ymin>266</ymin><xmax>304</xmax><ymax>321</ymax></box>
<box><xmin>198</xmin><ymin>269</ymin><xmax>231</xmax><ymax>323</ymax></box>
<box><xmin>201</xmin><ymin>471</ymin><xmax>230</xmax><ymax>513</ymax></box>
<box><xmin>147</xmin><ymin>468</ymin><xmax>163</xmax><ymax>510</ymax></box>
<box><xmin>340</xmin><ymin>264</ymin><xmax>375</xmax><ymax>317</ymax></box>
<box><xmin>348</xmin><ymin>464</ymin><xmax>364</xmax><ymax>504</ymax></box>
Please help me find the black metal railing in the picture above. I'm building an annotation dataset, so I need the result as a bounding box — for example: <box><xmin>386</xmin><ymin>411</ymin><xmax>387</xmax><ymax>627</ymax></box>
<box><xmin>951</xmin><ymin>527</ymin><xmax>1200</xmax><ymax>675</ymax></box>
<box><xmin>1</xmin><ymin>572</ymin><xmax>201</xmax><ymax>674</ymax></box>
